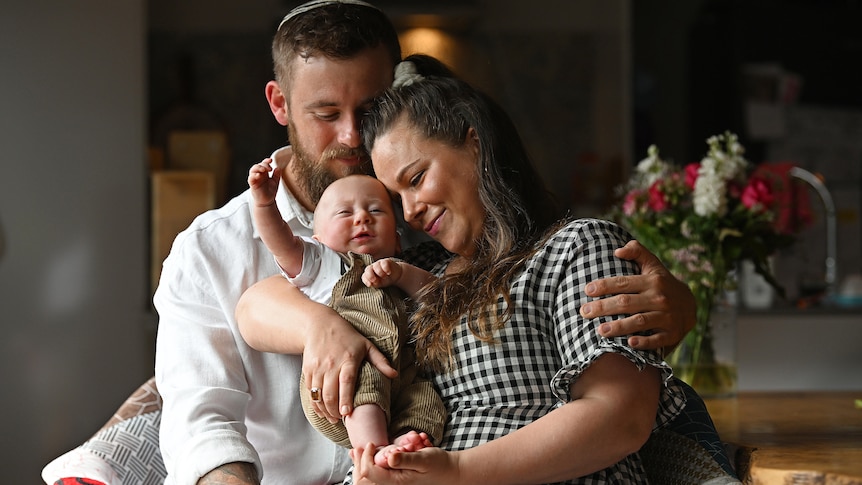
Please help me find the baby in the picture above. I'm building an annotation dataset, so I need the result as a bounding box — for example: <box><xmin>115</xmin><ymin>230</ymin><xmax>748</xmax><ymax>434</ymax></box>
<box><xmin>245</xmin><ymin>160</ymin><xmax>445</xmax><ymax>465</ymax></box>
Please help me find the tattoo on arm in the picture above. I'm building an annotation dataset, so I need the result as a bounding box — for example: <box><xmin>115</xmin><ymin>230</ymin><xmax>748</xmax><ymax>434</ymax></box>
<box><xmin>196</xmin><ymin>462</ymin><xmax>259</xmax><ymax>485</ymax></box>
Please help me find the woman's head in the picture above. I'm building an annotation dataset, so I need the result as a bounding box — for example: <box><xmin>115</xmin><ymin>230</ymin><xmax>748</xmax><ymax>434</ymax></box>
<box><xmin>362</xmin><ymin>55</ymin><xmax>561</xmax><ymax>259</ymax></box>
<box><xmin>368</xmin><ymin>114</ymin><xmax>485</xmax><ymax>258</ymax></box>
<box><xmin>362</xmin><ymin>55</ymin><xmax>563</xmax><ymax>371</ymax></box>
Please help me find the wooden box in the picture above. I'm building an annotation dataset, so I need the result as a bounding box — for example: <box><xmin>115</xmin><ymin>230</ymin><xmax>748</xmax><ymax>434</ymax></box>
<box><xmin>150</xmin><ymin>170</ymin><xmax>215</xmax><ymax>293</ymax></box>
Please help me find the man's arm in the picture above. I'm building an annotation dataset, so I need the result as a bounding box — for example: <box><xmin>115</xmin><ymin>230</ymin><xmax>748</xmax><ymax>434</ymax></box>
<box><xmin>580</xmin><ymin>240</ymin><xmax>696</xmax><ymax>351</ymax></box>
<box><xmin>155</xmin><ymin>229</ymin><xmax>264</xmax><ymax>484</ymax></box>
<box><xmin>197</xmin><ymin>462</ymin><xmax>259</xmax><ymax>485</ymax></box>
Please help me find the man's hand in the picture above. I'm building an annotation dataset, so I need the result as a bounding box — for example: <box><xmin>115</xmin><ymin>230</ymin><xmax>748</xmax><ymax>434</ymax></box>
<box><xmin>236</xmin><ymin>276</ymin><xmax>397</xmax><ymax>421</ymax></box>
<box><xmin>197</xmin><ymin>462</ymin><xmax>259</xmax><ymax>485</ymax></box>
<box><xmin>580</xmin><ymin>240</ymin><xmax>696</xmax><ymax>351</ymax></box>
<box><xmin>303</xmin><ymin>311</ymin><xmax>397</xmax><ymax>422</ymax></box>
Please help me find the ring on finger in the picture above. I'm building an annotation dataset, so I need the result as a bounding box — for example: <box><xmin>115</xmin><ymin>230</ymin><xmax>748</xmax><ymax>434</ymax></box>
<box><xmin>310</xmin><ymin>387</ymin><xmax>321</xmax><ymax>402</ymax></box>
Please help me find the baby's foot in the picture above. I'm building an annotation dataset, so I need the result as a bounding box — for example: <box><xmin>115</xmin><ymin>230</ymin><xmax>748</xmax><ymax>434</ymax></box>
<box><xmin>373</xmin><ymin>431</ymin><xmax>433</xmax><ymax>468</ymax></box>
<box><xmin>393</xmin><ymin>430</ymin><xmax>433</xmax><ymax>451</ymax></box>
<box><xmin>373</xmin><ymin>443</ymin><xmax>402</xmax><ymax>468</ymax></box>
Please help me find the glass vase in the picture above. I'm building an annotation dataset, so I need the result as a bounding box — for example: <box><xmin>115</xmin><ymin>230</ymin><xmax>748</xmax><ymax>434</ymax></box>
<box><xmin>668</xmin><ymin>290</ymin><xmax>738</xmax><ymax>398</ymax></box>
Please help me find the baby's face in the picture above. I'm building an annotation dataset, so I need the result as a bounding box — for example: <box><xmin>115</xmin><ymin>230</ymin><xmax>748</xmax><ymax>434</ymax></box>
<box><xmin>313</xmin><ymin>175</ymin><xmax>400</xmax><ymax>260</ymax></box>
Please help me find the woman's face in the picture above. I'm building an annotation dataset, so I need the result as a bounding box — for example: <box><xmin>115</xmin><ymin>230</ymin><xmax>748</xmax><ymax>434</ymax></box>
<box><xmin>371</xmin><ymin>117</ymin><xmax>485</xmax><ymax>258</ymax></box>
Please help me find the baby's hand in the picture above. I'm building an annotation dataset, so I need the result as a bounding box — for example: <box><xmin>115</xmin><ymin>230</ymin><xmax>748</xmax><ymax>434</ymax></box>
<box><xmin>362</xmin><ymin>258</ymin><xmax>402</xmax><ymax>288</ymax></box>
<box><xmin>248</xmin><ymin>158</ymin><xmax>280</xmax><ymax>207</ymax></box>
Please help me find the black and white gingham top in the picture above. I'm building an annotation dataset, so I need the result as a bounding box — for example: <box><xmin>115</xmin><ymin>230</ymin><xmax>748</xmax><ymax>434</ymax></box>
<box><xmin>345</xmin><ymin>219</ymin><xmax>685</xmax><ymax>484</ymax></box>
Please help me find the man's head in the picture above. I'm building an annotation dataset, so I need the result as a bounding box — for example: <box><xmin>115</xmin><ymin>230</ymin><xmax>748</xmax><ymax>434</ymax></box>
<box><xmin>272</xmin><ymin>1</ymin><xmax>400</xmax><ymax>89</ymax></box>
<box><xmin>312</xmin><ymin>174</ymin><xmax>400</xmax><ymax>260</ymax></box>
<box><xmin>265</xmin><ymin>1</ymin><xmax>402</xmax><ymax>209</ymax></box>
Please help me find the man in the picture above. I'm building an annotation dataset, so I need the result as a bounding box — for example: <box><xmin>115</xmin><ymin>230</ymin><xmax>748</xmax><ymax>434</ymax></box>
<box><xmin>154</xmin><ymin>1</ymin><xmax>697</xmax><ymax>484</ymax></box>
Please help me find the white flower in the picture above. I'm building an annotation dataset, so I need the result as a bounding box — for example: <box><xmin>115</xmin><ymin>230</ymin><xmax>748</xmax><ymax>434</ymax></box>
<box><xmin>699</xmin><ymin>156</ymin><xmax>718</xmax><ymax>176</ymax></box>
<box><xmin>692</xmin><ymin>132</ymin><xmax>749</xmax><ymax>217</ymax></box>
<box><xmin>681</xmin><ymin>220</ymin><xmax>693</xmax><ymax>239</ymax></box>
<box><xmin>635</xmin><ymin>145</ymin><xmax>668</xmax><ymax>187</ymax></box>
<box><xmin>693</xmin><ymin>171</ymin><xmax>727</xmax><ymax>216</ymax></box>
<box><xmin>704</xmin><ymin>132</ymin><xmax>748</xmax><ymax>181</ymax></box>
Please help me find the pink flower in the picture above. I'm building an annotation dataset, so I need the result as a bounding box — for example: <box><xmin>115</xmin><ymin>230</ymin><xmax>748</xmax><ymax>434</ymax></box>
<box><xmin>741</xmin><ymin>176</ymin><xmax>774</xmax><ymax>212</ymax></box>
<box><xmin>622</xmin><ymin>189</ymin><xmax>644</xmax><ymax>216</ymax></box>
<box><xmin>684</xmin><ymin>163</ymin><xmax>700</xmax><ymax>189</ymax></box>
<box><xmin>727</xmin><ymin>180</ymin><xmax>743</xmax><ymax>199</ymax></box>
<box><xmin>648</xmin><ymin>181</ymin><xmax>669</xmax><ymax>212</ymax></box>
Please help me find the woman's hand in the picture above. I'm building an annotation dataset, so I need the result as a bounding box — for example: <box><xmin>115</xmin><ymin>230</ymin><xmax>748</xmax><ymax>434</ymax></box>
<box><xmin>579</xmin><ymin>240</ymin><xmax>696</xmax><ymax>351</ymax></box>
<box><xmin>352</xmin><ymin>443</ymin><xmax>460</xmax><ymax>485</ymax></box>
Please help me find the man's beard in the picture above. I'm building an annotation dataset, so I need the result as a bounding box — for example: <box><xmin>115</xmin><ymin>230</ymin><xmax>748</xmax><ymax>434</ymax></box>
<box><xmin>288</xmin><ymin>123</ymin><xmax>371</xmax><ymax>205</ymax></box>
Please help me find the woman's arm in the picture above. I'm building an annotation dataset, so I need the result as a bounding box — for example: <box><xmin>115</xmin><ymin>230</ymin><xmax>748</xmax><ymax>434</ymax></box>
<box><xmin>236</xmin><ymin>275</ymin><xmax>397</xmax><ymax>420</ymax></box>
<box><xmin>353</xmin><ymin>353</ymin><xmax>660</xmax><ymax>485</ymax></box>
<box><xmin>581</xmin><ymin>240</ymin><xmax>697</xmax><ymax>352</ymax></box>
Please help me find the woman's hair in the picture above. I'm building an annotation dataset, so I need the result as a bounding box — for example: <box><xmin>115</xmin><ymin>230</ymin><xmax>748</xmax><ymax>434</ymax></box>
<box><xmin>363</xmin><ymin>54</ymin><xmax>564</xmax><ymax>372</ymax></box>
<box><xmin>271</xmin><ymin>2</ymin><xmax>401</xmax><ymax>91</ymax></box>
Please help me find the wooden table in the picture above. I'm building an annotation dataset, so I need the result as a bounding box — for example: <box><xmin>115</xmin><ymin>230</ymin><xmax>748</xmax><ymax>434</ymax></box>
<box><xmin>704</xmin><ymin>391</ymin><xmax>862</xmax><ymax>484</ymax></box>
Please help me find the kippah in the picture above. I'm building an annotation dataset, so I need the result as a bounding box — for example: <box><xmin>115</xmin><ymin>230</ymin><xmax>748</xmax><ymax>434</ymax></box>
<box><xmin>278</xmin><ymin>0</ymin><xmax>382</xmax><ymax>31</ymax></box>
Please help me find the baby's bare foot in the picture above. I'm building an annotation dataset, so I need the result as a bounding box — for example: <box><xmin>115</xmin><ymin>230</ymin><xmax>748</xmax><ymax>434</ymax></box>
<box><xmin>373</xmin><ymin>431</ymin><xmax>434</xmax><ymax>467</ymax></box>
<box><xmin>393</xmin><ymin>430</ymin><xmax>433</xmax><ymax>451</ymax></box>
<box><xmin>376</xmin><ymin>443</ymin><xmax>410</xmax><ymax>468</ymax></box>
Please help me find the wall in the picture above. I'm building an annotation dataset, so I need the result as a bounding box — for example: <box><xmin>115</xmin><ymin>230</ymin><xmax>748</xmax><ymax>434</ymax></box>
<box><xmin>738</xmin><ymin>313</ymin><xmax>862</xmax><ymax>391</ymax></box>
<box><xmin>0</xmin><ymin>1</ymin><xmax>149</xmax><ymax>482</ymax></box>
<box><xmin>631</xmin><ymin>0</ymin><xmax>707</xmax><ymax>163</ymax></box>
<box><xmin>473</xmin><ymin>0</ymin><xmax>631</xmax><ymax>216</ymax></box>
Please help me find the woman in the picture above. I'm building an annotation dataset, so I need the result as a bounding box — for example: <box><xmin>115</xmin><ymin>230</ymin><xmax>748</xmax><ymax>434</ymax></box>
<box><xmin>240</xmin><ymin>54</ymin><xmax>687</xmax><ymax>484</ymax></box>
<box><xmin>352</xmin><ymin>55</ymin><xmax>685</xmax><ymax>484</ymax></box>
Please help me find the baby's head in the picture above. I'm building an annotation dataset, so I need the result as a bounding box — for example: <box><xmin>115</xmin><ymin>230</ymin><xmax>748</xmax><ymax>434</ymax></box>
<box><xmin>312</xmin><ymin>174</ymin><xmax>400</xmax><ymax>260</ymax></box>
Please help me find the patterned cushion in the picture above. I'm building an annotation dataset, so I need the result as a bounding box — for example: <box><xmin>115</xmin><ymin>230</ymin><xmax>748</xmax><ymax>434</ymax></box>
<box><xmin>42</xmin><ymin>378</ymin><xmax>167</xmax><ymax>485</ymax></box>
<box><xmin>640</xmin><ymin>380</ymin><xmax>743</xmax><ymax>485</ymax></box>
<box><xmin>640</xmin><ymin>429</ymin><xmax>742</xmax><ymax>485</ymax></box>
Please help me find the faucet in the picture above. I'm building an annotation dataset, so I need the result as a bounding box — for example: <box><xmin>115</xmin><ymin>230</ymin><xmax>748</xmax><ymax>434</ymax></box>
<box><xmin>788</xmin><ymin>167</ymin><xmax>837</xmax><ymax>296</ymax></box>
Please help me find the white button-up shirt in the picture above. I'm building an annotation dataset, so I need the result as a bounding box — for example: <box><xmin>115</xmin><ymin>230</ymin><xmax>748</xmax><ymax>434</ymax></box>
<box><xmin>154</xmin><ymin>147</ymin><xmax>351</xmax><ymax>485</ymax></box>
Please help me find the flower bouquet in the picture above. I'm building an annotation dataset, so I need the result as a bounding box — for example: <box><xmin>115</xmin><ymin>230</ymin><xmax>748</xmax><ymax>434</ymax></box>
<box><xmin>611</xmin><ymin>132</ymin><xmax>796</xmax><ymax>396</ymax></box>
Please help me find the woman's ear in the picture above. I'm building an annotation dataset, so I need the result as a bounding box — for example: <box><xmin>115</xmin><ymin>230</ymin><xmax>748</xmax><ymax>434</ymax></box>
<box><xmin>467</xmin><ymin>127</ymin><xmax>481</xmax><ymax>159</ymax></box>
<box><xmin>265</xmin><ymin>80</ymin><xmax>290</xmax><ymax>127</ymax></box>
